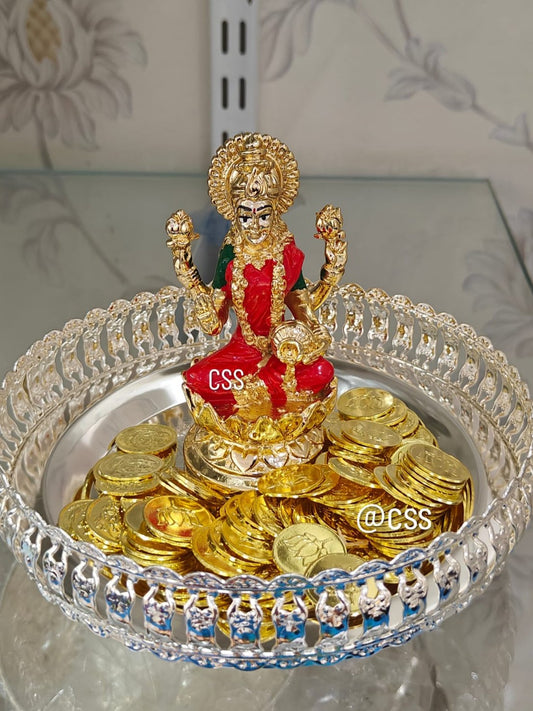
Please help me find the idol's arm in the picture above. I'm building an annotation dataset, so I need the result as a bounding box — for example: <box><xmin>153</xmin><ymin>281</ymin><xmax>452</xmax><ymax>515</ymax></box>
<box><xmin>285</xmin><ymin>288</ymin><xmax>331</xmax><ymax>364</ymax></box>
<box><xmin>308</xmin><ymin>205</ymin><xmax>347</xmax><ymax>311</ymax></box>
<box><xmin>165</xmin><ymin>210</ymin><xmax>225</xmax><ymax>335</ymax></box>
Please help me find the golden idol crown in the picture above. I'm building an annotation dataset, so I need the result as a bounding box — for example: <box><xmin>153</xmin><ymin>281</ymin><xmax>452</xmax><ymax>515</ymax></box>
<box><xmin>208</xmin><ymin>133</ymin><xmax>300</xmax><ymax>220</ymax></box>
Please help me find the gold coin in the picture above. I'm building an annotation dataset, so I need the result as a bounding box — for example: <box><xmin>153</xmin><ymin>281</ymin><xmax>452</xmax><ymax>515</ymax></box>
<box><xmin>442</xmin><ymin>503</ymin><xmax>465</xmax><ymax>532</ymax></box>
<box><xmin>57</xmin><ymin>500</ymin><xmax>94</xmax><ymax>541</ymax></box>
<box><xmin>306</xmin><ymin>465</ymin><xmax>340</xmax><ymax>496</ymax></box>
<box><xmin>393</xmin><ymin>409</ymin><xmax>420</xmax><ymax>437</ymax></box>
<box><xmin>326</xmin><ymin>423</ymin><xmax>379</xmax><ymax>457</ymax></box>
<box><xmin>144</xmin><ymin>495</ymin><xmax>213</xmax><ymax>546</ymax></box>
<box><xmin>206</xmin><ymin>521</ymin><xmax>262</xmax><ymax>573</ymax></box>
<box><xmin>156</xmin><ymin>467</ymin><xmax>194</xmax><ymax>497</ymax></box>
<box><xmin>341</xmin><ymin>420</ymin><xmax>402</xmax><ymax>450</ymax></box>
<box><xmin>408</xmin><ymin>444</ymin><xmax>470</xmax><ymax>485</ymax></box>
<box><xmin>254</xmin><ymin>563</ymin><xmax>281</xmax><ymax>580</ymax></box>
<box><xmin>372</xmin><ymin>528</ymin><xmax>439</xmax><ymax>555</ymax></box>
<box><xmin>373</xmin><ymin>465</ymin><xmax>409</xmax><ymax>502</ymax></box>
<box><xmin>115</xmin><ymin>423</ymin><xmax>177</xmax><ymax>458</ymax></box>
<box><xmin>122</xmin><ymin>531</ymin><xmax>185</xmax><ymax>558</ymax></box>
<box><xmin>273</xmin><ymin>523</ymin><xmax>347</xmax><ymax>575</ymax></box>
<box><xmin>290</xmin><ymin>498</ymin><xmax>319</xmax><ymax>525</ymax></box>
<box><xmin>398</xmin><ymin>464</ymin><xmax>463</xmax><ymax>505</ymax></box>
<box><xmin>123</xmin><ymin>501</ymin><xmax>180</xmax><ymax>553</ymax></box>
<box><xmin>337</xmin><ymin>388</ymin><xmax>394</xmax><ymax>420</ymax></box>
<box><xmin>167</xmin><ymin>465</ymin><xmax>226</xmax><ymax>507</ymax></box>
<box><xmin>369</xmin><ymin>518</ymin><xmax>442</xmax><ymax>542</ymax></box>
<box><xmin>165</xmin><ymin>550</ymin><xmax>198</xmax><ymax>574</ymax></box>
<box><xmin>120</xmin><ymin>495</ymin><xmax>148</xmax><ymax>515</ymax></box>
<box><xmin>462</xmin><ymin>476</ymin><xmax>474</xmax><ymax>519</ymax></box>
<box><xmin>252</xmin><ymin>494</ymin><xmax>284</xmax><ymax>536</ymax></box>
<box><xmin>94</xmin><ymin>472</ymin><xmax>160</xmax><ymax>497</ymax></box>
<box><xmin>121</xmin><ymin>534</ymin><xmax>194</xmax><ymax>570</ymax></box>
<box><xmin>220</xmin><ymin>519</ymin><xmax>273</xmax><ymax>563</ymax></box>
<box><xmin>86</xmin><ymin>495</ymin><xmax>123</xmax><ymax>551</ymax></box>
<box><xmin>373</xmin><ymin>464</ymin><xmax>433</xmax><ymax>510</ymax></box>
<box><xmin>344</xmin><ymin>536</ymin><xmax>377</xmax><ymax>558</ymax></box>
<box><xmin>309</xmin><ymin>477</ymin><xmax>370</xmax><ymax>508</ymax></box>
<box><xmin>317</xmin><ymin>512</ymin><xmax>371</xmax><ymax>545</ymax></box>
<box><xmin>328</xmin><ymin>458</ymin><xmax>381</xmax><ymax>489</ymax></box>
<box><xmin>307</xmin><ymin>551</ymin><xmax>365</xmax><ymax>576</ymax></box>
<box><xmin>387</xmin><ymin>465</ymin><xmax>453</xmax><ymax>508</ymax></box>
<box><xmin>191</xmin><ymin>524</ymin><xmax>260</xmax><ymax>577</ymax></box>
<box><xmin>278</xmin><ymin>498</ymin><xmax>297</xmax><ymax>528</ymax></box>
<box><xmin>406</xmin><ymin>461</ymin><xmax>465</xmax><ymax>493</ymax></box>
<box><xmin>95</xmin><ymin>451</ymin><xmax>164</xmax><ymax>482</ymax></box>
<box><xmin>327</xmin><ymin>446</ymin><xmax>385</xmax><ymax>468</ymax></box>
<box><xmin>375</xmin><ymin>398</ymin><xmax>408</xmax><ymax>426</ymax></box>
<box><xmin>236</xmin><ymin>490</ymin><xmax>274</xmax><ymax>534</ymax></box>
<box><xmin>225</xmin><ymin>493</ymin><xmax>273</xmax><ymax>541</ymax></box>
<box><xmin>408</xmin><ymin>425</ymin><xmax>438</xmax><ymax>446</ymax></box>
<box><xmin>258</xmin><ymin>464</ymin><xmax>325</xmax><ymax>498</ymax></box>
<box><xmin>121</xmin><ymin>533</ymin><xmax>177</xmax><ymax>560</ymax></box>
<box><xmin>391</xmin><ymin>441</ymin><xmax>426</xmax><ymax>465</ymax></box>
<box><xmin>400</xmin><ymin>453</ymin><xmax>465</xmax><ymax>493</ymax></box>
<box><xmin>325</xmin><ymin>421</ymin><xmax>358</xmax><ymax>449</ymax></box>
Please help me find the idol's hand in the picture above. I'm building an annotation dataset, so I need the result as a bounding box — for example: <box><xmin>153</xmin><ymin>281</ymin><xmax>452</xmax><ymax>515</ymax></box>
<box><xmin>308</xmin><ymin>204</ymin><xmax>347</xmax><ymax>311</ymax></box>
<box><xmin>195</xmin><ymin>292</ymin><xmax>223</xmax><ymax>335</ymax></box>
<box><xmin>166</xmin><ymin>209</ymin><xmax>202</xmax><ymax>289</ymax></box>
<box><xmin>315</xmin><ymin>204</ymin><xmax>346</xmax><ymax>273</ymax></box>
<box><xmin>315</xmin><ymin>204</ymin><xmax>343</xmax><ymax>240</ymax></box>
<box><xmin>284</xmin><ymin>289</ymin><xmax>331</xmax><ymax>363</ymax></box>
<box><xmin>165</xmin><ymin>210</ymin><xmax>199</xmax><ymax>257</ymax></box>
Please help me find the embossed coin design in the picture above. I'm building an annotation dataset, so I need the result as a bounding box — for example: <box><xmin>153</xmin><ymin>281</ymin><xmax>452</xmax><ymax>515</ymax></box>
<box><xmin>342</xmin><ymin>420</ymin><xmax>402</xmax><ymax>450</ymax></box>
<box><xmin>96</xmin><ymin>452</ymin><xmax>165</xmax><ymax>481</ymax></box>
<box><xmin>86</xmin><ymin>495</ymin><xmax>123</xmax><ymax>550</ymax></box>
<box><xmin>273</xmin><ymin>523</ymin><xmax>347</xmax><ymax>575</ymax></box>
<box><xmin>144</xmin><ymin>495</ymin><xmax>213</xmax><ymax>546</ymax></box>
<box><xmin>408</xmin><ymin>443</ymin><xmax>470</xmax><ymax>485</ymax></box>
<box><xmin>115</xmin><ymin>423</ymin><xmax>177</xmax><ymax>458</ymax></box>
<box><xmin>57</xmin><ymin>499</ymin><xmax>94</xmax><ymax>542</ymax></box>
<box><xmin>337</xmin><ymin>387</ymin><xmax>394</xmax><ymax>419</ymax></box>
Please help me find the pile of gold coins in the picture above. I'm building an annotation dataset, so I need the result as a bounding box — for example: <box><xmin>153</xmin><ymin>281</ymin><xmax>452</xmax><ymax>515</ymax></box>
<box><xmin>58</xmin><ymin>388</ymin><xmax>474</xmax><ymax>589</ymax></box>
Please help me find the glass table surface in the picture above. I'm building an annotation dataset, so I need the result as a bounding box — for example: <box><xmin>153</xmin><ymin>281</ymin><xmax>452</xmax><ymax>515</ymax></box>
<box><xmin>0</xmin><ymin>173</ymin><xmax>531</xmax><ymax>710</ymax></box>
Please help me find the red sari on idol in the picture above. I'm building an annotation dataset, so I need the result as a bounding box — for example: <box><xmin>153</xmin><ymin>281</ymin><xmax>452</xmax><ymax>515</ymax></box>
<box><xmin>184</xmin><ymin>237</ymin><xmax>334</xmax><ymax>417</ymax></box>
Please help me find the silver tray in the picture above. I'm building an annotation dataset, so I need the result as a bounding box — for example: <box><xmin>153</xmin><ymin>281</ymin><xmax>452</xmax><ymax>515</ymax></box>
<box><xmin>0</xmin><ymin>284</ymin><xmax>531</xmax><ymax>669</ymax></box>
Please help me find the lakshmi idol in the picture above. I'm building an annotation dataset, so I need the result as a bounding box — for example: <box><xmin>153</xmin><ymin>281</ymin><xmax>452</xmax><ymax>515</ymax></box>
<box><xmin>166</xmin><ymin>133</ymin><xmax>346</xmax><ymax>482</ymax></box>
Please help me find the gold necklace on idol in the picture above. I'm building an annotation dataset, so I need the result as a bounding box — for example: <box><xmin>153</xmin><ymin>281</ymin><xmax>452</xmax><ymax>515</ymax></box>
<box><xmin>230</xmin><ymin>223</ymin><xmax>290</xmax><ymax>352</ymax></box>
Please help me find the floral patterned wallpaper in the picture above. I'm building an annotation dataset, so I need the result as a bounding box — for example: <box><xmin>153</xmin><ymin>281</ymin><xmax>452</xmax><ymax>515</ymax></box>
<box><xmin>258</xmin><ymin>0</ymin><xmax>533</xmax><ymax>365</ymax></box>
<box><xmin>0</xmin><ymin>0</ymin><xmax>532</xmax><ymax>369</ymax></box>
<box><xmin>0</xmin><ymin>0</ymin><xmax>147</xmax><ymax>153</ymax></box>
<box><xmin>0</xmin><ymin>0</ymin><xmax>209</xmax><ymax>172</ymax></box>
<box><xmin>0</xmin><ymin>0</ymin><xmax>146</xmax><ymax>160</ymax></box>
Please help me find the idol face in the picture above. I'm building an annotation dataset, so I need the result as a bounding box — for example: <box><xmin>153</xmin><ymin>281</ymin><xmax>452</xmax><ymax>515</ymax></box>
<box><xmin>235</xmin><ymin>199</ymin><xmax>274</xmax><ymax>246</ymax></box>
